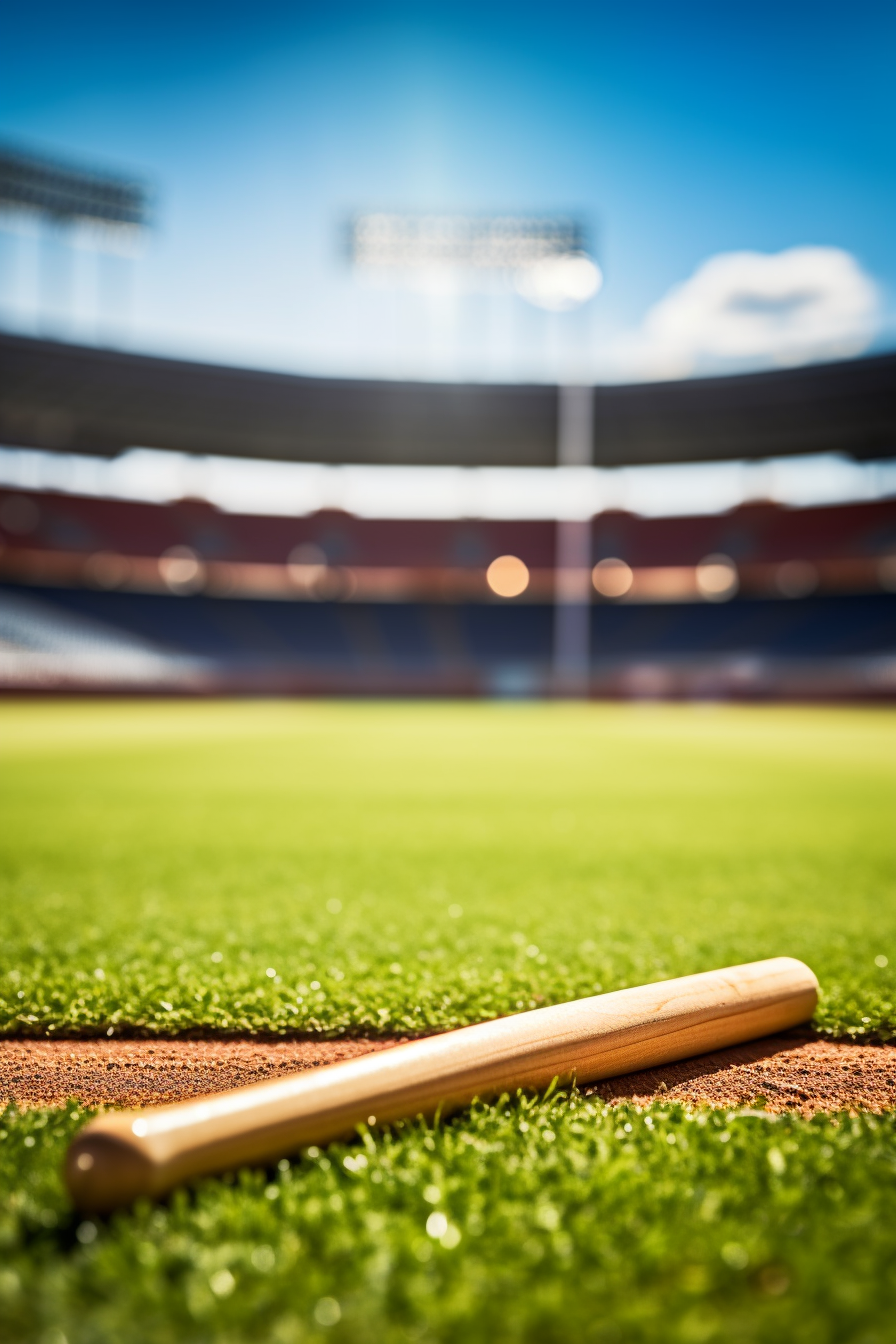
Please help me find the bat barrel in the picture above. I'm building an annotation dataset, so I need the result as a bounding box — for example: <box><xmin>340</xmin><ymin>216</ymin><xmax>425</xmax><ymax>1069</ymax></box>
<box><xmin>66</xmin><ymin>956</ymin><xmax>817</xmax><ymax>1212</ymax></box>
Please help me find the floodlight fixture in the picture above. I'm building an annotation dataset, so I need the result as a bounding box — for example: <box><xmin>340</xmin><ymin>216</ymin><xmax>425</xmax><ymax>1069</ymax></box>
<box><xmin>349</xmin><ymin>213</ymin><xmax>601</xmax><ymax>309</ymax></box>
<box><xmin>515</xmin><ymin>253</ymin><xmax>603</xmax><ymax>311</ymax></box>
<box><xmin>0</xmin><ymin>143</ymin><xmax>149</xmax><ymax>233</ymax></box>
<box><xmin>351</xmin><ymin>213</ymin><xmax>585</xmax><ymax>271</ymax></box>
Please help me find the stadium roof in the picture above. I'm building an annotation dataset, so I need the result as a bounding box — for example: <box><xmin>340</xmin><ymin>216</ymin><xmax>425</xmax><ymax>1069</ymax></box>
<box><xmin>1</xmin><ymin>332</ymin><xmax>894</xmax><ymax>468</ymax></box>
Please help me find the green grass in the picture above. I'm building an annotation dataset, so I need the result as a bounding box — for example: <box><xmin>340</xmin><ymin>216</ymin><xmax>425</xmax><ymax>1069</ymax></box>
<box><xmin>1</xmin><ymin>701</ymin><xmax>894</xmax><ymax>1039</ymax></box>
<box><xmin>3</xmin><ymin>1098</ymin><xmax>896</xmax><ymax>1343</ymax></box>
<box><xmin>1</xmin><ymin>699</ymin><xmax>896</xmax><ymax>1342</ymax></box>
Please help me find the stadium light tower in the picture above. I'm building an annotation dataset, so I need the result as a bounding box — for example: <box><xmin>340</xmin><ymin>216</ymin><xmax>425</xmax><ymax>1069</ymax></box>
<box><xmin>349</xmin><ymin>213</ymin><xmax>600</xmax><ymax>294</ymax></box>
<box><xmin>348</xmin><ymin>212</ymin><xmax>601</xmax><ymax>379</ymax></box>
<box><xmin>0</xmin><ymin>142</ymin><xmax>150</xmax><ymax>342</ymax></box>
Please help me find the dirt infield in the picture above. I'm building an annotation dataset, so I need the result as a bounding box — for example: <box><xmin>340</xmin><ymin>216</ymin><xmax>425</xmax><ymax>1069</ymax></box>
<box><xmin>0</xmin><ymin>1038</ymin><xmax>404</xmax><ymax>1109</ymax></box>
<box><xmin>587</xmin><ymin>1033</ymin><xmax>896</xmax><ymax>1115</ymax></box>
<box><xmin>2</xmin><ymin>1031</ymin><xmax>896</xmax><ymax>1114</ymax></box>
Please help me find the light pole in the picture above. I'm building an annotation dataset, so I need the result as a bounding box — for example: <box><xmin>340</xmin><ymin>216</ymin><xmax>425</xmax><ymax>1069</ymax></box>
<box><xmin>0</xmin><ymin>143</ymin><xmax>149</xmax><ymax>344</ymax></box>
<box><xmin>553</xmin><ymin>384</ymin><xmax>595</xmax><ymax>696</ymax></box>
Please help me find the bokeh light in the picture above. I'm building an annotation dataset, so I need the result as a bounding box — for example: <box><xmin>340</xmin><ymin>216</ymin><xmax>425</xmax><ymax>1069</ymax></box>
<box><xmin>514</xmin><ymin>253</ymin><xmax>603</xmax><ymax>312</ymax></box>
<box><xmin>158</xmin><ymin>545</ymin><xmax>204</xmax><ymax>594</ymax></box>
<box><xmin>776</xmin><ymin>560</ymin><xmax>819</xmax><ymax>599</ymax></box>
<box><xmin>592</xmin><ymin>557</ymin><xmax>634</xmax><ymax>598</ymax></box>
<box><xmin>486</xmin><ymin>555</ymin><xmax>529</xmax><ymax>598</ymax></box>
<box><xmin>696</xmin><ymin>554</ymin><xmax>739</xmax><ymax>602</ymax></box>
<box><xmin>84</xmin><ymin>552</ymin><xmax>131</xmax><ymax>590</ymax></box>
<box><xmin>287</xmin><ymin>543</ymin><xmax>329</xmax><ymax>595</ymax></box>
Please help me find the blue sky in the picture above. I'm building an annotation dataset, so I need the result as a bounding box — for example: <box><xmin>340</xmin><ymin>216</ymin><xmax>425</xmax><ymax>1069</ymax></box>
<box><xmin>1</xmin><ymin>0</ymin><xmax>894</xmax><ymax>384</ymax></box>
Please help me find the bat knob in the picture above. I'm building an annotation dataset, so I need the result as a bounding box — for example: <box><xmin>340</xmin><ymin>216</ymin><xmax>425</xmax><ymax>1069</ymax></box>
<box><xmin>66</xmin><ymin>1123</ymin><xmax>155</xmax><ymax>1215</ymax></box>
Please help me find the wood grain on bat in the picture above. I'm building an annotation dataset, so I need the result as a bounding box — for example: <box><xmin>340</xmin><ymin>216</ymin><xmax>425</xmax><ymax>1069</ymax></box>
<box><xmin>66</xmin><ymin>957</ymin><xmax>818</xmax><ymax>1212</ymax></box>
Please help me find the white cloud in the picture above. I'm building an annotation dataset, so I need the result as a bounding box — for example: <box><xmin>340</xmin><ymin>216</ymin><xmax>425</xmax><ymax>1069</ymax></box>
<box><xmin>608</xmin><ymin>246</ymin><xmax>880</xmax><ymax>381</ymax></box>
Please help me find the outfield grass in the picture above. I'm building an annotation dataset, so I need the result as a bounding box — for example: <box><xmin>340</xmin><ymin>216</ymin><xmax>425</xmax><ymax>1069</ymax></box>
<box><xmin>1</xmin><ymin>701</ymin><xmax>895</xmax><ymax>1040</ymax></box>
<box><xmin>1</xmin><ymin>700</ymin><xmax>895</xmax><ymax>1342</ymax></box>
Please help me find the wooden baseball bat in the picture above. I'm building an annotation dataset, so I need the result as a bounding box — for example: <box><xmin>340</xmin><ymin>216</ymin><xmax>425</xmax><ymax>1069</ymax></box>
<box><xmin>66</xmin><ymin>957</ymin><xmax>817</xmax><ymax>1213</ymax></box>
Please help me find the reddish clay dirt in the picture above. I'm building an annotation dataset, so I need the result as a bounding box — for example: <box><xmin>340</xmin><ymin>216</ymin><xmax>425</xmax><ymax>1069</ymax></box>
<box><xmin>0</xmin><ymin>1038</ymin><xmax>404</xmax><ymax>1109</ymax></box>
<box><xmin>586</xmin><ymin>1032</ymin><xmax>896</xmax><ymax>1115</ymax></box>
<box><xmin>1</xmin><ymin>1032</ymin><xmax>895</xmax><ymax>1114</ymax></box>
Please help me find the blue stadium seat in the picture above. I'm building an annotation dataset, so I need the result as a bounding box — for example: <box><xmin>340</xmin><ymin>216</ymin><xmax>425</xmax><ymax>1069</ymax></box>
<box><xmin>5</xmin><ymin>586</ymin><xmax>894</xmax><ymax>682</ymax></box>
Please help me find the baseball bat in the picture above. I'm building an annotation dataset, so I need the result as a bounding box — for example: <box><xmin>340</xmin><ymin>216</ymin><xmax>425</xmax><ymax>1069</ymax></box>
<box><xmin>66</xmin><ymin>956</ymin><xmax>817</xmax><ymax>1213</ymax></box>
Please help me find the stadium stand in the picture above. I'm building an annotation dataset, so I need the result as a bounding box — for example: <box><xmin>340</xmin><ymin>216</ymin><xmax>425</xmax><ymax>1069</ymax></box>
<box><xmin>1</xmin><ymin>487</ymin><xmax>894</xmax><ymax>698</ymax></box>
<box><xmin>1</xmin><ymin>488</ymin><xmax>894</xmax><ymax>570</ymax></box>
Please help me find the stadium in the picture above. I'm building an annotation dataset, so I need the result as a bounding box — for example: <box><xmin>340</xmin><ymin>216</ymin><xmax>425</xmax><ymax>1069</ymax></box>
<box><xmin>2</xmin><ymin>7</ymin><xmax>896</xmax><ymax>1344</ymax></box>
<box><xmin>2</xmin><ymin>334</ymin><xmax>895</xmax><ymax>702</ymax></box>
